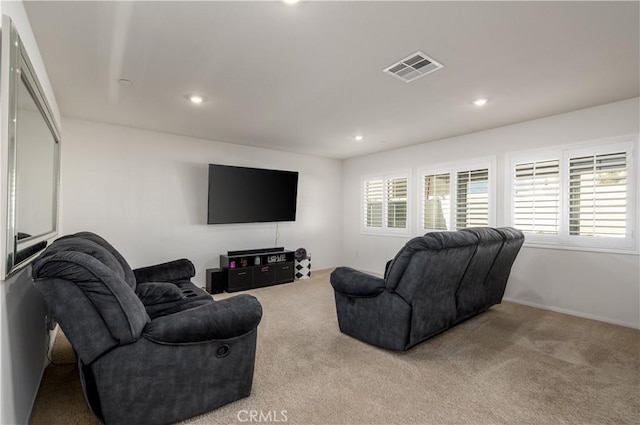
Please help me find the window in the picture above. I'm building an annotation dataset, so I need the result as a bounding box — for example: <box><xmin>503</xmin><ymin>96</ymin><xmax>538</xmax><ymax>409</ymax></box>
<box><xmin>423</xmin><ymin>173</ymin><xmax>450</xmax><ymax>230</ymax></box>
<box><xmin>508</xmin><ymin>138</ymin><xmax>636</xmax><ymax>251</ymax></box>
<box><xmin>568</xmin><ymin>151</ymin><xmax>627</xmax><ymax>238</ymax></box>
<box><xmin>363</xmin><ymin>179</ymin><xmax>383</xmax><ymax>228</ymax></box>
<box><xmin>362</xmin><ymin>172</ymin><xmax>409</xmax><ymax>234</ymax></box>
<box><xmin>419</xmin><ymin>159</ymin><xmax>494</xmax><ymax>233</ymax></box>
<box><xmin>456</xmin><ymin>168</ymin><xmax>490</xmax><ymax>229</ymax></box>
<box><xmin>386</xmin><ymin>177</ymin><xmax>408</xmax><ymax>229</ymax></box>
<box><xmin>514</xmin><ymin>159</ymin><xmax>560</xmax><ymax>235</ymax></box>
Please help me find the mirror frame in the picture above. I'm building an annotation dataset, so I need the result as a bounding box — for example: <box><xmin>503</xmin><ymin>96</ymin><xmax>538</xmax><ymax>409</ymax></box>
<box><xmin>3</xmin><ymin>17</ymin><xmax>61</xmax><ymax>278</ymax></box>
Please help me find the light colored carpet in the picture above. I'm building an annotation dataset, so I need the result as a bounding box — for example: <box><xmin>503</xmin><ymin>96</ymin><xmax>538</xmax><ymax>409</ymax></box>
<box><xmin>30</xmin><ymin>269</ymin><xmax>639</xmax><ymax>424</ymax></box>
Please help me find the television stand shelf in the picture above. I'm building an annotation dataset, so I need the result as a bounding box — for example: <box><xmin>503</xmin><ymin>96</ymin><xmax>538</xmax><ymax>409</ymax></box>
<box><xmin>220</xmin><ymin>247</ymin><xmax>295</xmax><ymax>292</ymax></box>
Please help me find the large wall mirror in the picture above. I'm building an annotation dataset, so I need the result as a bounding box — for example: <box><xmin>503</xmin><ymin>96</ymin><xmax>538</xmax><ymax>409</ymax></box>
<box><xmin>3</xmin><ymin>17</ymin><xmax>61</xmax><ymax>278</ymax></box>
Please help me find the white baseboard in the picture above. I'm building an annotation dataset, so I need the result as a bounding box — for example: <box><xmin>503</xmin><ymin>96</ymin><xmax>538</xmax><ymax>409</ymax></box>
<box><xmin>351</xmin><ymin>268</ymin><xmax>384</xmax><ymax>278</ymax></box>
<box><xmin>502</xmin><ymin>297</ymin><xmax>639</xmax><ymax>329</ymax></box>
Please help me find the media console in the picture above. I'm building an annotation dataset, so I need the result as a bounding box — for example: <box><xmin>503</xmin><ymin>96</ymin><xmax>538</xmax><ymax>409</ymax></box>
<box><xmin>220</xmin><ymin>247</ymin><xmax>295</xmax><ymax>292</ymax></box>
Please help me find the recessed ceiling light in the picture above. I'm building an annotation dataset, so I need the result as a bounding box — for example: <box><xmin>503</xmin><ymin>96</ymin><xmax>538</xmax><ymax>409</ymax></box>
<box><xmin>189</xmin><ymin>95</ymin><xmax>204</xmax><ymax>104</ymax></box>
<box><xmin>283</xmin><ymin>0</ymin><xmax>300</xmax><ymax>4</ymax></box>
<box><xmin>472</xmin><ymin>98</ymin><xmax>488</xmax><ymax>106</ymax></box>
<box><xmin>118</xmin><ymin>79</ymin><xmax>133</xmax><ymax>86</ymax></box>
<box><xmin>354</xmin><ymin>135</ymin><xmax>364</xmax><ymax>141</ymax></box>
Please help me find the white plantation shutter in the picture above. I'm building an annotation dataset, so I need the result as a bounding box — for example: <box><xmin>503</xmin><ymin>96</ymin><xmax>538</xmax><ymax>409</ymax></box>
<box><xmin>569</xmin><ymin>151</ymin><xmax>627</xmax><ymax>237</ymax></box>
<box><xmin>423</xmin><ymin>173</ymin><xmax>450</xmax><ymax>230</ymax></box>
<box><xmin>508</xmin><ymin>139</ymin><xmax>635</xmax><ymax>251</ymax></box>
<box><xmin>363</xmin><ymin>179</ymin><xmax>383</xmax><ymax>228</ymax></box>
<box><xmin>362</xmin><ymin>173</ymin><xmax>409</xmax><ymax>233</ymax></box>
<box><xmin>456</xmin><ymin>168</ymin><xmax>489</xmax><ymax>229</ymax></box>
<box><xmin>419</xmin><ymin>162</ymin><xmax>494</xmax><ymax>232</ymax></box>
<box><xmin>387</xmin><ymin>177</ymin><xmax>408</xmax><ymax>228</ymax></box>
<box><xmin>514</xmin><ymin>160</ymin><xmax>560</xmax><ymax>234</ymax></box>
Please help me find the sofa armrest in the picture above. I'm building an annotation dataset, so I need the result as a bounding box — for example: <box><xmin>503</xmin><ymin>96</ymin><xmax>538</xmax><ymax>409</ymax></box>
<box><xmin>330</xmin><ymin>267</ymin><xmax>386</xmax><ymax>297</ymax></box>
<box><xmin>143</xmin><ymin>295</ymin><xmax>262</xmax><ymax>343</ymax></box>
<box><xmin>133</xmin><ymin>259</ymin><xmax>195</xmax><ymax>283</ymax></box>
<box><xmin>383</xmin><ymin>260</ymin><xmax>393</xmax><ymax>279</ymax></box>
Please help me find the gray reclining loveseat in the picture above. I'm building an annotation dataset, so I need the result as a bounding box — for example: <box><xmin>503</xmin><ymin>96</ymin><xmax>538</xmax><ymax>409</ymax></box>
<box><xmin>31</xmin><ymin>232</ymin><xmax>262</xmax><ymax>425</ymax></box>
<box><xmin>330</xmin><ymin>227</ymin><xmax>524</xmax><ymax>350</ymax></box>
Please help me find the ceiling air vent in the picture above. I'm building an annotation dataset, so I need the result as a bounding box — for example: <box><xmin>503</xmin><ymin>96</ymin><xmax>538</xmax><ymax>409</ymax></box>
<box><xmin>383</xmin><ymin>51</ymin><xmax>443</xmax><ymax>83</ymax></box>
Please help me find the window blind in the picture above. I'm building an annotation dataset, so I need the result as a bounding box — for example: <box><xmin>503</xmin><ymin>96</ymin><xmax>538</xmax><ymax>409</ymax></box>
<box><xmin>363</xmin><ymin>179</ymin><xmax>383</xmax><ymax>228</ymax></box>
<box><xmin>569</xmin><ymin>152</ymin><xmax>627</xmax><ymax>237</ymax></box>
<box><xmin>514</xmin><ymin>160</ymin><xmax>560</xmax><ymax>234</ymax></box>
<box><xmin>423</xmin><ymin>173</ymin><xmax>450</xmax><ymax>230</ymax></box>
<box><xmin>387</xmin><ymin>177</ymin><xmax>408</xmax><ymax>228</ymax></box>
<box><xmin>456</xmin><ymin>168</ymin><xmax>489</xmax><ymax>229</ymax></box>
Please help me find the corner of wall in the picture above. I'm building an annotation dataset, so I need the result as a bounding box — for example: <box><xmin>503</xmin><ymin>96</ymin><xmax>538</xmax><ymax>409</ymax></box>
<box><xmin>0</xmin><ymin>1</ymin><xmax>60</xmax><ymax>423</ymax></box>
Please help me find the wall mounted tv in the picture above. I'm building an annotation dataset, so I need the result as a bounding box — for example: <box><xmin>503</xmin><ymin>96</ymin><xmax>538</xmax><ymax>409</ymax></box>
<box><xmin>207</xmin><ymin>164</ymin><xmax>299</xmax><ymax>224</ymax></box>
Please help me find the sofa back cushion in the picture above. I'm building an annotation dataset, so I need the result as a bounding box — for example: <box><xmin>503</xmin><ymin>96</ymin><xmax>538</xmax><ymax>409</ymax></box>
<box><xmin>56</xmin><ymin>232</ymin><xmax>137</xmax><ymax>290</ymax></box>
<box><xmin>32</xmin><ymin>235</ymin><xmax>150</xmax><ymax>362</ymax></box>
<box><xmin>455</xmin><ymin>227</ymin><xmax>504</xmax><ymax>320</ymax></box>
<box><xmin>386</xmin><ymin>231</ymin><xmax>478</xmax><ymax>343</ymax></box>
<box><xmin>484</xmin><ymin>227</ymin><xmax>525</xmax><ymax>305</ymax></box>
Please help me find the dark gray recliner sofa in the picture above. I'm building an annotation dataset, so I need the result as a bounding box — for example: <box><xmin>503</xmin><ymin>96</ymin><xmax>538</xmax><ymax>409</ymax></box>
<box><xmin>330</xmin><ymin>227</ymin><xmax>524</xmax><ymax>351</ymax></box>
<box><xmin>31</xmin><ymin>232</ymin><xmax>263</xmax><ymax>425</ymax></box>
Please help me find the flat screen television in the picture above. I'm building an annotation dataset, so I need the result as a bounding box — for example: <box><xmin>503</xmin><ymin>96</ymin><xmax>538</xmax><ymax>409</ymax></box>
<box><xmin>207</xmin><ymin>164</ymin><xmax>299</xmax><ymax>224</ymax></box>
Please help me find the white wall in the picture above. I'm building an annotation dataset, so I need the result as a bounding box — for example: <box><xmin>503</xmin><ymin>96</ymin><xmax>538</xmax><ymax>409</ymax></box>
<box><xmin>0</xmin><ymin>1</ymin><xmax>61</xmax><ymax>423</ymax></box>
<box><xmin>0</xmin><ymin>270</ymin><xmax>49</xmax><ymax>425</ymax></box>
<box><xmin>60</xmin><ymin>117</ymin><xmax>343</xmax><ymax>287</ymax></box>
<box><xmin>343</xmin><ymin>98</ymin><xmax>640</xmax><ymax>328</ymax></box>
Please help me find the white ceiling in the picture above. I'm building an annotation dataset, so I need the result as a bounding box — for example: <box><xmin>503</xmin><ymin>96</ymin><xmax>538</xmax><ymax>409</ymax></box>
<box><xmin>24</xmin><ymin>1</ymin><xmax>639</xmax><ymax>159</ymax></box>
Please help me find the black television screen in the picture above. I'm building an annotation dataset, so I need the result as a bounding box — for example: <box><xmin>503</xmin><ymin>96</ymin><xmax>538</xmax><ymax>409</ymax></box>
<box><xmin>207</xmin><ymin>164</ymin><xmax>299</xmax><ymax>224</ymax></box>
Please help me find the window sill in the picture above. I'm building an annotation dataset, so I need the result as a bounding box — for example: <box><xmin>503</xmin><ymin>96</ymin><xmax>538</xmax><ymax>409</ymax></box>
<box><xmin>522</xmin><ymin>241</ymin><xmax>639</xmax><ymax>256</ymax></box>
<box><xmin>360</xmin><ymin>230</ymin><xmax>411</xmax><ymax>238</ymax></box>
